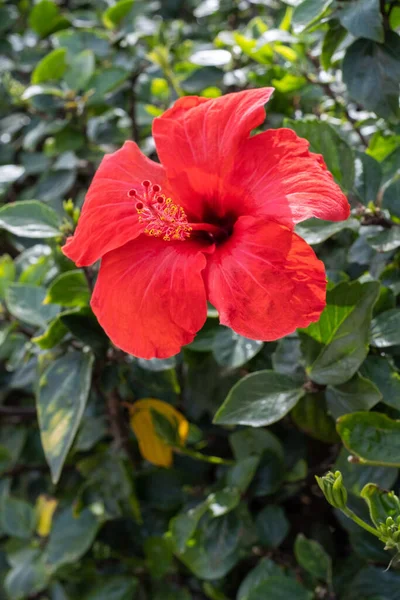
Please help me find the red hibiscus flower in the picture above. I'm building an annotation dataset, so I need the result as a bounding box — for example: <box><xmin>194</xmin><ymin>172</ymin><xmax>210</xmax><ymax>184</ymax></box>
<box><xmin>62</xmin><ymin>88</ymin><xmax>349</xmax><ymax>359</ymax></box>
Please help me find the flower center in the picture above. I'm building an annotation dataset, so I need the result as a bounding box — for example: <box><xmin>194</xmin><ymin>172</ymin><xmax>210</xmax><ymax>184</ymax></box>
<box><xmin>128</xmin><ymin>181</ymin><xmax>192</xmax><ymax>242</ymax></box>
<box><xmin>129</xmin><ymin>181</ymin><xmax>233</xmax><ymax>245</ymax></box>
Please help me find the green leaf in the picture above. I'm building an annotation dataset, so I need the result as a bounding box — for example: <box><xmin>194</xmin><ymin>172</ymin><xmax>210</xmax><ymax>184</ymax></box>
<box><xmin>102</xmin><ymin>0</ymin><xmax>134</xmax><ymax>29</ymax></box>
<box><xmin>44</xmin><ymin>271</ymin><xmax>90</xmax><ymax>308</ymax></box>
<box><xmin>64</xmin><ymin>50</ymin><xmax>95</xmax><ymax>91</ymax></box>
<box><xmin>292</xmin><ymin>0</ymin><xmax>333</xmax><ymax>33</ymax></box>
<box><xmin>177</xmin><ymin>512</ymin><xmax>241</xmax><ymax>580</ymax></box>
<box><xmin>6</xmin><ymin>284</ymin><xmax>59</xmax><ymax>328</ymax></box>
<box><xmin>291</xmin><ymin>392</ymin><xmax>339</xmax><ymax>443</ymax></box>
<box><xmin>354</xmin><ymin>152</ymin><xmax>382</xmax><ymax>206</ymax></box>
<box><xmin>144</xmin><ymin>537</ymin><xmax>173</xmax><ymax>579</ymax></box>
<box><xmin>370</xmin><ymin>309</ymin><xmax>400</xmax><ymax>348</ymax></box>
<box><xmin>237</xmin><ymin>558</ymin><xmax>282</xmax><ymax>600</ymax></box>
<box><xmin>37</xmin><ymin>351</ymin><xmax>94</xmax><ymax>483</ymax></box>
<box><xmin>226</xmin><ymin>456</ymin><xmax>260</xmax><ymax>493</ymax></box>
<box><xmin>321</xmin><ymin>20</ymin><xmax>347</xmax><ymax>70</ymax></box>
<box><xmin>0</xmin><ymin>496</ymin><xmax>36</xmax><ymax>539</ymax></box>
<box><xmin>300</xmin><ymin>281</ymin><xmax>380</xmax><ymax>385</ymax></box>
<box><xmin>87</xmin><ymin>68</ymin><xmax>130</xmax><ymax>105</ymax></box>
<box><xmin>335</xmin><ymin>448</ymin><xmax>397</xmax><ymax>496</ymax></box>
<box><xmin>0</xmin><ymin>200</ymin><xmax>61</xmax><ymax>238</ymax></box>
<box><xmin>248</xmin><ymin>576</ymin><xmax>312</xmax><ymax>600</ymax></box>
<box><xmin>337</xmin><ymin>412</ymin><xmax>400</xmax><ymax>466</ymax></box>
<box><xmin>345</xmin><ymin>566</ymin><xmax>400</xmax><ymax>600</ymax></box>
<box><xmin>32</xmin><ymin>313</ymin><xmax>71</xmax><ymax>350</ymax></box>
<box><xmin>343</xmin><ymin>32</ymin><xmax>400</xmax><ymax>120</ymax></box>
<box><xmin>382</xmin><ymin>178</ymin><xmax>400</xmax><ymax>218</ymax></box>
<box><xmin>32</xmin><ymin>48</ymin><xmax>68</xmax><ymax>85</ymax></box>
<box><xmin>337</xmin><ymin>0</ymin><xmax>384</xmax><ymax>43</ymax></box>
<box><xmin>0</xmin><ymin>254</ymin><xmax>16</xmax><ymax>300</ymax></box>
<box><xmin>5</xmin><ymin>549</ymin><xmax>49</xmax><ymax>600</ymax></box>
<box><xmin>85</xmin><ymin>576</ymin><xmax>139</xmax><ymax>600</ymax></box>
<box><xmin>361</xmin><ymin>483</ymin><xmax>400</xmax><ymax>528</ymax></box>
<box><xmin>29</xmin><ymin>0</ymin><xmax>69</xmax><ymax>37</ymax></box>
<box><xmin>230</xmin><ymin>428</ymin><xmax>284</xmax><ymax>461</ymax></box>
<box><xmin>256</xmin><ymin>505</ymin><xmax>289</xmax><ymax>549</ymax></box>
<box><xmin>45</xmin><ymin>507</ymin><xmax>99</xmax><ymax>568</ymax></box>
<box><xmin>294</xmin><ymin>534</ymin><xmax>332</xmax><ymax>582</ymax></box>
<box><xmin>285</xmin><ymin>119</ymin><xmax>354</xmax><ymax>192</ymax></box>
<box><xmin>326</xmin><ymin>373</ymin><xmax>382</xmax><ymax>420</ymax></box>
<box><xmin>214</xmin><ymin>371</ymin><xmax>305</xmax><ymax>427</ymax></box>
<box><xmin>212</xmin><ymin>327</ymin><xmax>263</xmax><ymax>368</ymax></box>
<box><xmin>296</xmin><ymin>218</ymin><xmax>359</xmax><ymax>245</ymax></box>
<box><xmin>360</xmin><ymin>355</ymin><xmax>400</xmax><ymax>410</ymax></box>
<box><xmin>366</xmin><ymin>227</ymin><xmax>400</xmax><ymax>252</ymax></box>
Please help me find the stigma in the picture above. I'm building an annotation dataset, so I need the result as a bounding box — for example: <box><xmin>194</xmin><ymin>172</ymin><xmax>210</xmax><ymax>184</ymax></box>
<box><xmin>128</xmin><ymin>181</ymin><xmax>191</xmax><ymax>242</ymax></box>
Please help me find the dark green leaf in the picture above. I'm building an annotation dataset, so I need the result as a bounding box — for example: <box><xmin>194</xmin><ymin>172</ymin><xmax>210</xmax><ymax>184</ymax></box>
<box><xmin>337</xmin><ymin>0</ymin><xmax>384</xmax><ymax>43</ymax></box>
<box><xmin>6</xmin><ymin>284</ymin><xmax>59</xmax><ymax>328</ymax></box>
<box><xmin>360</xmin><ymin>355</ymin><xmax>400</xmax><ymax>410</ymax></box>
<box><xmin>294</xmin><ymin>534</ymin><xmax>332</xmax><ymax>582</ymax></box>
<box><xmin>32</xmin><ymin>48</ymin><xmax>68</xmax><ymax>85</ymax></box>
<box><xmin>371</xmin><ymin>309</ymin><xmax>400</xmax><ymax>347</ymax></box>
<box><xmin>292</xmin><ymin>392</ymin><xmax>339</xmax><ymax>443</ymax></box>
<box><xmin>296</xmin><ymin>218</ymin><xmax>359</xmax><ymax>245</ymax></box>
<box><xmin>300</xmin><ymin>281</ymin><xmax>380</xmax><ymax>385</ymax></box>
<box><xmin>248</xmin><ymin>576</ymin><xmax>312</xmax><ymax>600</ymax></box>
<box><xmin>212</xmin><ymin>327</ymin><xmax>263</xmax><ymax>368</ymax></box>
<box><xmin>0</xmin><ymin>200</ymin><xmax>61</xmax><ymax>238</ymax></box>
<box><xmin>37</xmin><ymin>351</ymin><xmax>94</xmax><ymax>483</ymax></box>
<box><xmin>256</xmin><ymin>505</ymin><xmax>289</xmax><ymax>549</ymax></box>
<box><xmin>214</xmin><ymin>371</ymin><xmax>305</xmax><ymax>427</ymax></box>
<box><xmin>85</xmin><ymin>576</ymin><xmax>139</xmax><ymax>600</ymax></box>
<box><xmin>102</xmin><ymin>0</ymin><xmax>134</xmax><ymax>29</ymax></box>
<box><xmin>44</xmin><ymin>271</ymin><xmax>90</xmax><ymax>307</ymax></box>
<box><xmin>326</xmin><ymin>373</ymin><xmax>381</xmax><ymax>420</ymax></box>
<box><xmin>45</xmin><ymin>507</ymin><xmax>99</xmax><ymax>568</ymax></box>
<box><xmin>292</xmin><ymin>0</ymin><xmax>333</xmax><ymax>33</ymax></box>
<box><xmin>237</xmin><ymin>558</ymin><xmax>282</xmax><ymax>600</ymax></box>
<box><xmin>337</xmin><ymin>412</ymin><xmax>400</xmax><ymax>466</ymax></box>
<box><xmin>0</xmin><ymin>497</ymin><xmax>36</xmax><ymax>539</ymax></box>
<box><xmin>354</xmin><ymin>152</ymin><xmax>382</xmax><ymax>206</ymax></box>
<box><xmin>343</xmin><ymin>32</ymin><xmax>400</xmax><ymax>120</ymax></box>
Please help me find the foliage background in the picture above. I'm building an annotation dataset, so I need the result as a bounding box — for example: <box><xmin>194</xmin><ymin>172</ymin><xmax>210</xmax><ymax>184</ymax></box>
<box><xmin>0</xmin><ymin>0</ymin><xmax>400</xmax><ymax>598</ymax></box>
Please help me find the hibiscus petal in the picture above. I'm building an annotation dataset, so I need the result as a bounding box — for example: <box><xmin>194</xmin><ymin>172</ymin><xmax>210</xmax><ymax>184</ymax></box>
<box><xmin>227</xmin><ymin>128</ymin><xmax>350</xmax><ymax>227</ymax></box>
<box><xmin>91</xmin><ymin>237</ymin><xmax>209</xmax><ymax>359</ymax></box>
<box><xmin>205</xmin><ymin>216</ymin><xmax>327</xmax><ymax>341</ymax></box>
<box><xmin>62</xmin><ymin>141</ymin><xmax>167</xmax><ymax>267</ymax></box>
<box><xmin>152</xmin><ymin>88</ymin><xmax>274</xmax><ymax>220</ymax></box>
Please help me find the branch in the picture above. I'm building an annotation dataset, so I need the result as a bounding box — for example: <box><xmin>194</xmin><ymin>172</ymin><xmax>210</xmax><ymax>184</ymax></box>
<box><xmin>305</xmin><ymin>55</ymin><xmax>369</xmax><ymax>147</ymax></box>
<box><xmin>0</xmin><ymin>406</ymin><xmax>36</xmax><ymax>419</ymax></box>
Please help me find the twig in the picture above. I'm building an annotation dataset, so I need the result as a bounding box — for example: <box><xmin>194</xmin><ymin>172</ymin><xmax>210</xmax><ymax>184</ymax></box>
<box><xmin>104</xmin><ymin>388</ymin><xmax>138</xmax><ymax>467</ymax></box>
<box><xmin>305</xmin><ymin>54</ymin><xmax>369</xmax><ymax>147</ymax></box>
<box><xmin>83</xmin><ymin>266</ymin><xmax>94</xmax><ymax>293</ymax></box>
<box><xmin>0</xmin><ymin>406</ymin><xmax>36</xmax><ymax>419</ymax></box>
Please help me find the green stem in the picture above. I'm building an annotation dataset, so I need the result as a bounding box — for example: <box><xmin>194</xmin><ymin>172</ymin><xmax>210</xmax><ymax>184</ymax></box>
<box><xmin>343</xmin><ymin>507</ymin><xmax>381</xmax><ymax>538</ymax></box>
<box><xmin>165</xmin><ymin>68</ymin><xmax>184</xmax><ymax>97</ymax></box>
<box><xmin>174</xmin><ymin>447</ymin><xmax>234</xmax><ymax>466</ymax></box>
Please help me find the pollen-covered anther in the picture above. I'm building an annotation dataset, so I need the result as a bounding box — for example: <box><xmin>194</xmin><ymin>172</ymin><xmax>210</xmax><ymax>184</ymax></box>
<box><xmin>129</xmin><ymin>180</ymin><xmax>191</xmax><ymax>242</ymax></box>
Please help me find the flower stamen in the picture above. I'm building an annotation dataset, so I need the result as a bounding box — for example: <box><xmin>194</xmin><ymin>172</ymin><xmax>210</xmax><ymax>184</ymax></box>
<box><xmin>128</xmin><ymin>181</ymin><xmax>192</xmax><ymax>242</ymax></box>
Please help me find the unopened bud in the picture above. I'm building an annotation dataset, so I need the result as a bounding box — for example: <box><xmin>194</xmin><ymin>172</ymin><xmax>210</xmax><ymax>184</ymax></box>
<box><xmin>316</xmin><ymin>471</ymin><xmax>348</xmax><ymax>510</ymax></box>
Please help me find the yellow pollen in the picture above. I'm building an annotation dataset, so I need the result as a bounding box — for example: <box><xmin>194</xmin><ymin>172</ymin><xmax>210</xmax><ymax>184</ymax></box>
<box><xmin>129</xmin><ymin>181</ymin><xmax>191</xmax><ymax>242</ymax></box>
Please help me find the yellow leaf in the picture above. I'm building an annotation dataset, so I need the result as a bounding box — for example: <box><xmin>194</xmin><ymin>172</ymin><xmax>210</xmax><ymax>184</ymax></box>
<box><xmin>128</xmin><ymin>399</ymin><xmax>189</xmax><ymax>468</ymax></box>
<box><xmin>36</xmin><ymin>495</ymin><xmax>58</xmax><ymax>537</ymax></box>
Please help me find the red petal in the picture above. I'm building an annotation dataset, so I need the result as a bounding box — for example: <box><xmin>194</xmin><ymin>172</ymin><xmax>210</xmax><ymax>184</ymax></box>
<box><xmin>205</xmin><ymin>216</ymin><xmax>327</xmax><ymax>340</ymax></box>
<box><xmin>91</xmin><ymin>237</ymin><xmax>209</xmax><ymax>359</ymax></box>
<box><xmin>152</xmin><ymin>88</ymin><xmax>274</xmax><ymax>221</ymax></box>
<box><xmin>227</xmin><ymin>128</ymin><xmax>350</xmax><ymax>227</ymax></box>
<box><xmin>62</xmin><ymin>142</ymin><xmax>168</xmax><ymax>267</ymax></box>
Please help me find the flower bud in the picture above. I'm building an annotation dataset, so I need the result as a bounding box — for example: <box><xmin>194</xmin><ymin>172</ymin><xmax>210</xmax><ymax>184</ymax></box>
<box><xmin>316</xmin><ymin>471</ymin><xmax>348</xmax><ymax>510</ymax></box>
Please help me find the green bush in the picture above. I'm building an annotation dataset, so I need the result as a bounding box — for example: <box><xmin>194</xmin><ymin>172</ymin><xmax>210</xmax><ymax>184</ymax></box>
<box><xmin>0</xmin><ymin>0</ymin><xmax>400</xmax><ymax>598</ymax></box>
